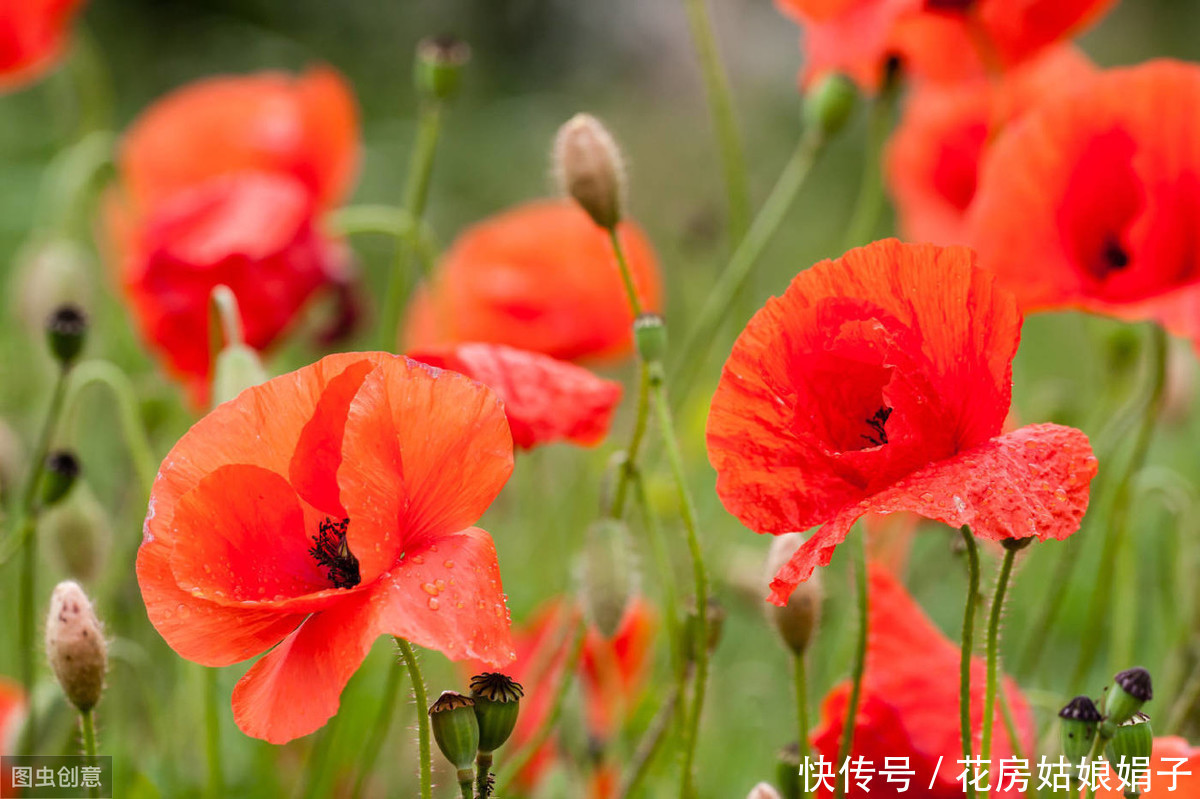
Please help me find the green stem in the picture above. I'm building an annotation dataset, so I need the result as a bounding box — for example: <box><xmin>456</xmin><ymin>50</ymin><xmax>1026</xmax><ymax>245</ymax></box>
<box><xmin>980</xmin><ymin>547</ymin><xmax>1019</xmax><ymax>792</ymax></box>
<box><xmin>80</xmin><ymin>708</ymin><xmax>100</xmax><ymax>799</ymax></box>
<box><xmin>204</xmin><ymin>667</ymin><xmax>222</xmax><ymax>799</ymax></box>
<box><xmin>681</xmin><ymin>0</ymin><xmax>750</xmax><ymax>243</ymax></box>
<box><xmin>794</xmin><ymin>653</ymin><xmax>811</xmax><ymax>799</ymax></box>
<box><xmin>475</xmin><ymin>751</ymin><xmax>493</xmax><ymax>799</ymax></box>
<box><xmin>495</xmin><ymin>620</ymin><xmax>587</xmax><ymax>794</ymax></box>
<box><xmin>618</xmin><ymin>683</ymin><xmax>681</xmax><ymax>799</ymax></box>
<box><xmin>609</xmin><ymin>361</ymin><xmax>652</xmax><ymax>519</ymax></box>
<box><xmin>1070</xmin><ymin>325</ymin><xmax>1167</xmax><ymax>692</ymax></box>
<box><xmin>609</xmin><ymin>228</ymin><xmax>645</xmax><ymax>318</ymax></box>
<box><xmin>64</xmin><ymin>360</ymin><xmax>156</xmax><ymax>497</ymax></box>
<box><xmin>999</xmin><ymin>692</ymin><xmax>1038</xmax><ymax>799</ymax></box>
<box><xmin>670</xmin><ymin>131</ymin><xmax>825</xmax><ymax>404</ymax></box>
<box><xmin>379</xmin><ymin>102</ymin><xmax>444</xmax><ymax>350</ymax></box>
<box><xmin>350</xmin><ymin>659</ymin><xmax>408</xmax><ymax>799</ymax></box>
<box><xmin>458</xmin><ymin>773</ymin><xmax>474</xmax><ymax>799</ymax></box>
<box><xmin>395</xmin><ymin>639</ymin><xmax>433</xmax><ymax>799</ymax></box>
<box><xmin>839</xmin><ymin>90</ymin><xmax>896</xmax><ymax>251</ymax></box>
<box><xmin>834</xmin><ymin>534</ymin><xmax>869</xmax><ymax>799</ymax></box>
<box><xmin>1083</xmin><ymin>727</ymin><xmax>1113</xmax><ymax>799</ymax></box>
<box><xmin>632</xmin><ymin>469</ymin><xmax>682</xmax><ymax>674</ymax></box>
<box><xmin>959</xmin><ymin>527</ymin><xmax>981</xmax><ymax>799</ymax></box>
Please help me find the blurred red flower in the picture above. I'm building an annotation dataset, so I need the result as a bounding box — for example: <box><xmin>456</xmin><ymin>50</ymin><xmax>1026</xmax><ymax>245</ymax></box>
<box><xmin>776</xmin><ymin>0</ymin><xmax>1113</xmax><ymax>89</ymax></box>
<box><xmin>472</xmin><ymin>598</ymin><xmax>656</xmax><ymax>793</ymax></box>
<box><xmin>404</xmin><ymin>200</ymin><xmax>662</xmax><ymax>362</ymax></box>
<box><xmin>706</xmin><ymin>239</ymin><xmax>1097</xmax><ymax>605</ymax></box>
<box><xmin>811</xmin><ymin>566</ymin><xmax>1035</xmax><ymax>798</ymax></box>
<box><xmin>137</xmin><ymin>353</ymin><xmax>516</xmax><ymax>743</ymax></box>
<box><xmin>0</xmin><ymin>676</ymin><xmax>25</xmax><ymax>793</ymax></box>
<box><xmin>0</xmin><ymin>0</ymin><xmax>85</xmax><ymax>92</ymax></box>
<box><xmin>104</xmin><ymin>67</ymin><xmax>360</xmax><ymax>406</ymax></box>
<box><xmin>1094</xmin><ymin>737</ymin><xmax>1200</xmax><ymax>796</ymax></box>
<box><xmin>967</xmin><ymin>60</ymin><xmax>1200</xmax><ymax>346</ymax></box>
<box><xmin>408</xmin><ymin>343</ymin><xmax>622</xmax><ymax>450</ymax></box>
<box><xmin>886</xmin><ymin>46</ymin><xmax>1094</xmax><ymax>244</ymax></box>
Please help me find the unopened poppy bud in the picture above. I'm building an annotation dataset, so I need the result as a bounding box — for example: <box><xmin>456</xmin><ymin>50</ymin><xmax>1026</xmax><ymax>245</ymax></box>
<box><xmin>429</xmin><ymin>691</ymin><xmax>480</xmax><ymax>770</ymax></box>
<box><xmin>415</xmin><ymin>35</ymin><xmax>470</xmax><ymax>102</ymax></box>
<box><xmin>212</xmin><ymin>344</ymin><xmax>268</xmax><ymax>407</ymax></box>
<box><xmin>45</xmin><ymin>580</ymin><xmax>107</xmax><ymax>712</ymax></box>
<box><xmin>765</xmin><ymin>533</ymin><xmax>823</xmax><ymax>656</ymax></box>
<box><xmin>45</xmin><ymin>483</ymin><xmax>112</xmax><ymax>583</ymax></box>
<box><xmin>1058</xmin><ymin>695</ymin><xmax>1101</xmax><ymax>765</ymax></box>
<box><xmin>634</xmin><ymin>313</ymin><xmax>667</xmax><ymax>366</ymax></box>
<box><xmin>579</xmin><ymin>518</ymin><xmax>637</xmax><ymax>638</ymax></box>
<box><xmin>803</xmin><ymin>73</ymin><xmax>857</xmax><ymax>138</ymax></box>
<box><xmin>775</xmin><ymin>743</ymin><xmax>801</xmax><ymax>799</ymax></box>
<box><xmin>748</xmin><ymin>783</ymin><xmax>784</xmax><ymax>799</ymax></box>
<box><xmin>469</xmin><ymin>672</ymin><xmax>523</xmax><ymax>753</ymax></box>
<box><xmin>1105</xmin><ymin>667</ymin><xmax>1153</xmax><ymax>727</ymax></box>
<box><xmin>553</xmin><ymin>113</ymin><xmax>626</xmax><ymax>230</ymax></box>
<box><xmin>40</xmin><ymin>450</ymin><xmax>80</xmax><ymax>508</ymax></box>
<box><xmin>46</xmin><ymin>304</ymin><xmax>87</xmax><ymax>367</ymax></box>
<box><xmin>1106</xmin><ymin>713</ymin><xmax>1153</xmax><ymax>787</ymax></box>
<box><xmin>684</xmin><ymin>597</ymin><xmax>725</xmax><ymax>663</ymax></box>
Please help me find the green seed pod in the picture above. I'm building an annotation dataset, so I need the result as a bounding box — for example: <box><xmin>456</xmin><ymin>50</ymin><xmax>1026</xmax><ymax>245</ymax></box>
<box><xmin>429</xmin><ymin>691</ymin><xmax>480</xmax><ymax>770</ymax></box>
<box><xmin>40</xmin><ymin>450</ymin><xmax>80</xmax><ymax>508</ymax></box>
<box><xmin>1106</xmin><ymin>712</ymin><xmax>1154</xmax><ymax>792</ymax></box>
<box><xmin>469</xmin><ymin>672</ymin><xmax>524</xmax><ymax>753</ymax></box>
<box><xmin>775</xmin><ymin>743</ymin><xmax>801</xmax><ymax>799</ymax></box>
<box><xmin>765</xmin><ymin>533</ymin><xmax>823</xmax><ymax>656</ymax></box>
<box><xmin>634</xmin><ymin>313</ymin><xmax>667</xmax><ymax>366</ymax></box>
<box><xmin>578</xmin><ymin>518</ymin><xmax>637</xmax><ymax>639</ymax></box>
<box><xmin>802</xmin><ymin>73</ymin><xmax>857</xmax><ymax>138</ymax></box>
<box><xmin>1105</xmin><ymin>667</ymin><xmax>1153</xmax><ymax>727</ymax></box>
<box><xmin>415</xmin><ymin>35</ymin><xmax>470</xmax><ymax>102</ymax></box>
<box><xmin>1058</xmin><ymin>695</ymin><xmax>1102</xmax><ymax>766</ymax></box>
<box><xmin>46</xmin><ymin>304</ymin><xmax>87</xmax><ymax>367</ymax></box>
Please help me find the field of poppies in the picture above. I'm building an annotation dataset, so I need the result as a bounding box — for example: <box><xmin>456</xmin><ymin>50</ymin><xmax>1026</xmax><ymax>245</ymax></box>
<box><xmin>2</xmin><ymin>1</ymin><xmax>1200</xmax><ymax>797</ymax></box>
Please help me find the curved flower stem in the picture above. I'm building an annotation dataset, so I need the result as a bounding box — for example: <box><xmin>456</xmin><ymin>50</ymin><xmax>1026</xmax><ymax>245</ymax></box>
<box><xmin>680</xmin><ymin>0</ymin><xmax>749</xmax><ymax>243</ymax></box>
<box><xmin>64</xmin><ymin>360</ymin><xmax>156</xmax><ymax>497</ymax></box>
<box><xmin>350</xmin><ymin>659</ymin><xmax>408</xmax><ymax>799</ymax></box>
<box><xmin>839</xmin><ymin>88</ymin><xmax>897</xmax><ymax>252</ymax></box>
<box><xmin>609</xmin><ymin>229</ymin><xmax>646</xmax><ymax>318</ymax></box>
<box><xmin>379</xmin><ymin>102</ymin><xmax>443</xmax><ymax>350</ymax></box>
<box><xmin>794</xmin><ymin>653</ymin><xmax>811</xmax><ymax>799</ymax></box>
<box><xmin>204</xmin><ymin>667</ymin><xmax>222</xmax><ymax>799</ymax></box>
<box><xmin>670</xmin><ymin>130</ymin><xmax>825</xmax><ymax>406</ymax></box>
<box><xmin>1070</xmin><ymin>325</ymin><xmax>1167</xmax><ymax>692</ymax></box>
<box><xmin>959</xmin><ymin>526</ymin><xmax>981</xmax><ymax>799</ymax></box>
<box><xmin>395</xmin><ymin>638</ymin><xmax>433</xmax><ymax>799</ymax></box>
<box><xmin>632</xmin><ymin>469</ymin><xmax>682</xmax><ymax>671</ymax></box>
<box><xmin>834</xmin><ymin>533</ymin><xmax>869</xmax><ymax>799</ymax></box>
<box><xmin>980</xmin><ymin>546</ymin><xmax>1019</xmax><ymax>792</ymax></box>
<box><xmin>495</xmin><ymin>620</ymin><xmax>587</xmax><ymax>794</ymax></box>
<box><xmin>609</xmin><ymin>362</ymin><xmax>652</xmax><ymax>519</ymax></box>
<box><xmin>80</xmin><ymin>708</ymin><xmax>100</xmax><ymax>799</ymax></box>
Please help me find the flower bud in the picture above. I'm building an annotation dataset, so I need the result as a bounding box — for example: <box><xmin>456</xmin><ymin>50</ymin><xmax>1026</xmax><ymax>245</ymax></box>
<box><xmin>11</xmin><ymin>239</ymin><xmax>93</xmax><ymax>337</ymax></box>
<box><xmin>684</xmin><ymin>597</ymin><xmax>725</xmax><ymax>664</ymax></box>
<box><xmin>45</xmin><ymin>580</ymin><xmax>107</xmax><ymax>712</ymax></box>
<box><xmin>469</xmin><ymin>672</ymin><xmax>523</xmax><ymax>753</ymax></box>
<box><xmin>429</xmin><ymin>691</ymin><xmax>480</xmax><ymax>770</ymax></box>
<box><xmin>776</xmin><ymin>743</ymin><xmax>801</xmax><ymax>799</ymax></box>
<box><xmin>1058</xmin><ymin>695</ymin><xmax>1102</xmax><ymax>766</ymax></box>
<box><xmin>1104</xmin><ymin>667</ymin><xmax>1153</xmax><ymax>727</ymax></box>
<box><xmin>748</xmin><ymin>783</ymin><xmax>784</xmax><ymax>799</ymax></box>
<box><xmin>44</xmin><ymin>483</ymin><xmax>112</xmax><ymax>583</ymax></box>
<box><xmin>764</xmin><ymin>533</ymin><xmax>823</xmax><ymax>656</ymax></box>
<box><xmin>212</xmin><ymin>344</ymin><xmax>268</xmax><ymax>407</ymax></box>
<box><xmin>578</xmin><ymin>518</ymin><xmax>637</xmax><ymax>639</ymax></box>
<box><xmin>634</xmin><ymin>313</ymin><xmax>667</xmax><ymax>366</ymax></box>
<box><xmin>554</xmin><ymin>113</ymin><xmax>626</xmax><ymax>230</ymax></box>
<box><xmin>46</xmin><ymin>304</ymin><xmax>87</xmax><ymax>367</ymax></box>
<box><xmin>40</xmin><ymin>450</ymin><xmax>80</xmax><ymax>508</ymax></box>
<box><xmin>803</xmin><ymin>73</ymin><xmax>857</xmax><ymax>138</ymax></box>
<box><xmin>415</xmin><ymin>35</ymin><xmax>470</xmax><ymax>102</ymax></box>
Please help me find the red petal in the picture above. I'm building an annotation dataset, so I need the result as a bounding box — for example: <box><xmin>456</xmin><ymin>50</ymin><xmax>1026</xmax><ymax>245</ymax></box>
<box><xmin>338</xmin><ymin>358</ymin><xmax>513</xmax><ymax>583</ymax></box>
<box><xmin>0</xmin><ymin>674</ymin><xmax>25</xmax><ymax>751</ymax></box>
<box><xmin>769</xmin><ymin>423</ymin><xmax>1097</xmax><ymax>604</ymax></box>
<box><xmin>0</xmin><ymin>0</ymin><xmax>85</xmax><ymax>92</ymax></box>
<box><xmin>409</xmin><ymin>343</ymin><xmax>623</xmax><ymax>449</ymax></box>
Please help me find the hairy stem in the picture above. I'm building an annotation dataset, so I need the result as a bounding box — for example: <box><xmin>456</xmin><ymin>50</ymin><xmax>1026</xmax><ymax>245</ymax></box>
<box><xmin>395</xmin><ymin>638</ymin><xmax>433</xmax><ymax>799</ymax></box>
<box><xmin>960</xmin><ymin>527</ymin><xmax>981</xmax><ymax>799</ymax></box>
<box><xmin>980</xmin><ymin>546</ymin><xmax>1019</xmax><ymax>792</ymax></box>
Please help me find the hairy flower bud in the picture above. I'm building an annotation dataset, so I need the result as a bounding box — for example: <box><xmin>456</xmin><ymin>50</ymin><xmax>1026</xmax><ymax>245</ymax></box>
<box><xmin>554</xmin><ymin>113</ymin><xmax>626</xmax><ymax>230</ymax></box>
<box><xmin>415</xmin><ymin>35</ymin><xmax>470</xmax><ymax>102</ymax></box>
<box><xmin>429</xmin><ymin>691</ymin><xmax>480</xmax><ymax>770</ymax></box>
<box><xmin>45</xmin><ymin>580</ymin><xmax>107</xmax><ymax>712</ymax></box>
<box><xmin>684</xmin><ymin>597</ymin><xmax>725</xmax><ymax>663</ymax></box>
<box><xmin>764</xmin><ymin>533</ymin><xmax>823</xmax><ymax>656</ymax></box>
<box><xmin>748</xmin><ymin>783</ymin><xmax>784</xmax><ymax>799</ymax></box>
<box><xmin>578</xmin><ymin>518</ymin><xmax>637</xmax><ymax>638</ymax></box>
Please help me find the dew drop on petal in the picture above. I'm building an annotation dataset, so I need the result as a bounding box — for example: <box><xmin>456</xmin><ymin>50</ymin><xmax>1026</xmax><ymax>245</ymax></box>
<box><xmin>427</xmin><ymin>597</ymin><xmax>440</xmax><ymax>610</ymax></box>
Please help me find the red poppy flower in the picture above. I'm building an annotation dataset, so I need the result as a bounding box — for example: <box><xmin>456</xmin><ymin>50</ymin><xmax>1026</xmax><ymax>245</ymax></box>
<box><xmin>0</xmin><ymin>675</ymin><xmax>24</xmax><ymax>752</ymax></box>
<box><xmin>105</xmin><ymin>67</ymin><xmax>360</xmax><ymax>406</ymax></box>
<box><xmin>0</xmin><ymin>0</ymin><xmax>85</xmax><ymax>92</ymax></box>
<box><xmin>776</xmin><ymin>0</ymin><xmax>1113</xmax><ymax>89</ymax></box>
<box><xmin>811</xmin><ymin>566</ymin><xmax>1035</xmax><ymax>798</ymax></box>
<box><xmin>706</xmin><ymin>239</ymin><xmax>1097</xmax><ymax>605</ymax></box>
<box><xmin>137</xmin><ymin>352</ymin><xmax>516</xmax><ymax>744</ymax></box>
<box><xmin>1094</xmin><ymin>737</ymin><xmax>1200</xmax><ymax>797</ymax></box>
<box><xmin>408</xmin><ymin>343</ymin><xmax>622</xmax><ymax>450</ymax></box>
<box><xmin>886</xmin><ymin>46</ymin><xmax>1094</xmax><ymax>244</ymax></box>
<box><xmin>404</xmin><ymin>200</ymin><xmax>662</xmax><ymax>362</ymax></box>
<box><xmin>967</xmin><ymin>60</ymin><xmax>1200</xmax><ymax>347</ymax></box>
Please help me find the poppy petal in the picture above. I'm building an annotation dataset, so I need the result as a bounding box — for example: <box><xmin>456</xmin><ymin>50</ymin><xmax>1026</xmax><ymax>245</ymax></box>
<box><xmin>768</xmin><ymin>423</ymin><xmax>1096</xmax><ymax>604</ymax></box>
<box><xmin>338</xmin><ymin>358</ymin><xmax>513</xmax><ymax>583</ymax></box>
<box><xmin>409</xmin><ymin>343</ymin><xmax>623</xmax><ymax>449</ymax></box>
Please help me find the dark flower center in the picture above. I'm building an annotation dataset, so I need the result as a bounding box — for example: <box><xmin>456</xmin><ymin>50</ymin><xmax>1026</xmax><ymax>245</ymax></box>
<box><xmin>860</xmin><ymin>406</ymin><xmax>893</xmax><ymax>448</ymax></box>
<box><xmin>309</xmin><ymin>517</ymin><xmax>360</xmax><ymax>589</ymax></box>
<box><xmin>925</xmin><ymin>0</ymin><xmax>975</xmax><ymax>10</ymax></box>
<box><xmin>1095</xmin><ymin>235</ymin><xmax>1131</xmax><ymax>277</ymax></box>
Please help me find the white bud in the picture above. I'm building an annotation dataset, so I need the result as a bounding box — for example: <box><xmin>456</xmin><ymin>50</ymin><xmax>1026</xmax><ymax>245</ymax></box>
<box><xmin>45</xmin><ymin>580</ymin><xmax>107</xmax><ymax>712</ymax></box>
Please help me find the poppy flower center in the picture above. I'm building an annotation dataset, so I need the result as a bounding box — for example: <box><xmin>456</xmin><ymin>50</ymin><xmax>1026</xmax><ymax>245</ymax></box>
<box><xmin>924</xmin><ymin>0</ymin><xmax>975</xmax><ymax>11</ymax></box>
<box><xmin>309</xmin><ymin>517</ymin><xmax>360</xmax><ymax>589</ymax></box>
<box><xmin>860</xmin><ymin>406</ymin><xmax>893</xmax><ymax>447</ymax></box>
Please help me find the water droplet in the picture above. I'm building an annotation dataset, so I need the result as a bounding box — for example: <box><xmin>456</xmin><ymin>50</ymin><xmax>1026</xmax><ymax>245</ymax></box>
<box><xmin>443</xmin><ymin>560</ymin><xmax>455</xmax><ymax>569</ymax></box>
<box><xmin>422</xmin><ymin>582</ymin><xmax>439</xmax><ymax>596</ymax></box>
<box><xmin>434</xmin><ymin>579</ymin><xmax>446</xmax><ymax>591</ymax></box>
<box><xmin>427</xmin><ymin>597</ymin><xmax>440</xmax><ymax>610</ymax></box>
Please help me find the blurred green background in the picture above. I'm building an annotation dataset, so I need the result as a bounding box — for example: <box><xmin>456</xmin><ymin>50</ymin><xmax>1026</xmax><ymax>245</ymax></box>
<box><xmin>3</xmin><ymin>0</ymin><xmax>1200</xmax><ymax>796</ymax></box>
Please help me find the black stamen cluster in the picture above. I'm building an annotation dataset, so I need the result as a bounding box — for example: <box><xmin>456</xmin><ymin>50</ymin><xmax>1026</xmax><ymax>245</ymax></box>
<box><xmin>309</xmin><ymin>517</ymin><xmax>360</xmax><ymax>589</ymax></box>
<box><xmin>861</xmin><ymin>406</ymin><xmax>893</xmax><ymax>447</ymax></box>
